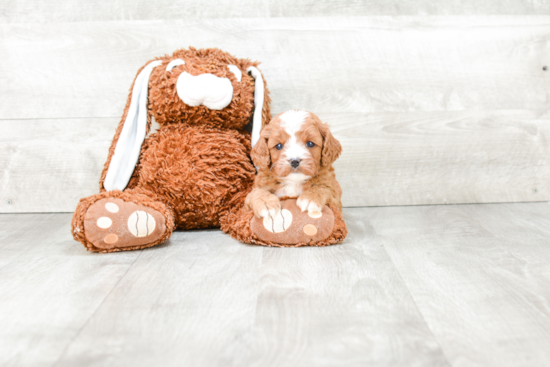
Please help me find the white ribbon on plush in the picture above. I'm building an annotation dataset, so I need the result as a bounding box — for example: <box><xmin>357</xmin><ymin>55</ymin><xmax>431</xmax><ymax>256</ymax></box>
<box><xmin>104</xmin><ymin>60</ymin><xmax>162</xmax><ymax>191</ymax></box>
<box><xmin>247</xmin><ymin>66</ymin><xmax>264</xmax><ymax>148</ymax></box>
<box><xmin>228</xmin><ymin>65</ymin><xmax>242</xmax><ymax>81</ymax></box>
<box><xmin>166</xmin><ymin>58</ymin><xmax>185</xmax><ymax>72</ymax></box>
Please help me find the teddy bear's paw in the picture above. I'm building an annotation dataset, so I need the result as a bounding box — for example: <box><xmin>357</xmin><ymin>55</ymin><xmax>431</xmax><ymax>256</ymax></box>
<box><xmin>83</xmin><ymin>198</ymin><xmax>167</xmax><ymax>250</ymax></box>
<box><xmin>250</xmin><ymin>199</ymin><xmax>335</xmax><ymax>245</ymax></box>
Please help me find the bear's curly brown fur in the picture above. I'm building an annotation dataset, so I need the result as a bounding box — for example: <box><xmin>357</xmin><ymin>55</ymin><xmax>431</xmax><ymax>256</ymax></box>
<box><xmin>72</xmin><ymin>47</ymin><xmax>271</xmax><ymax>252</ymax></box>
<box><xmin>72</xmin><ymin>47</ymin><xmax>346</xmax><ymax>252</ymax></box>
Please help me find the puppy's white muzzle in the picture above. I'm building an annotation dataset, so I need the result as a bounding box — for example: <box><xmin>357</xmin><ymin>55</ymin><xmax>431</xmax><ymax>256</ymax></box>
<box><xmin>176</xmin><ymin>72</ymin><xmax>233</xmax><ymax>110</ymax></box>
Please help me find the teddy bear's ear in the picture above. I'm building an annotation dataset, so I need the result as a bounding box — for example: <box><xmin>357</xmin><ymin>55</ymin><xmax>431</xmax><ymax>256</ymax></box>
<box><xmin>103</xmin><ymin>60</ymin><xmax>162</xmax><ymax>191</ymax></box>
<box><xmin>247</xmin><ymin>66</ymin><xmax>271</xmax><ymax>148</ymax></box>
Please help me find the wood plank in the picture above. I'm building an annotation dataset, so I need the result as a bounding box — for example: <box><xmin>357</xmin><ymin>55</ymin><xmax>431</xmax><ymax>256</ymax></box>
<box><xmin>2</xmin><ymin>109</ymin><xmax>549</xmax><ymax>213</ymax></box>
<box><xmin>366</xmin><ymin>203</ymin><xmax>550</xmax><ymax>367</ymax></box>
<box><xmin>53</xmin><ymin>209</ymin><xmax>449</xmax><ymax>367</ymax></box>
<box><xmin>0</xmin><ymin>16</ymin><xmax>548</xmax><ymax>120</ymax></box>
<box><xmin>327</xmin><ymin>110</ymin><xmax>550</xmax><ymax>206</ymax></box>
<box><xmin>1</xmin><ymin>0</ymin><xmax>549</xmax><ymax>23</ymax></box>
<box><xmin>0</xmin><ymin>118</ymin><xmax>115</xmax><ymax>213</ymax></box>
<box><xmin>0</xmin><ymin>213</ymin><xmax>141</xmax><ymax>366</ymax></box>
<box><xmin>225</xmin><ymin>210</ymin><xmax>449</xmax><ymax>367</ymax></box>
<box><xmin>462</xmin><ymin>202</ymin><xmax>550</xmax><ymax>244</ymax></box>
<box><xmin>2</xmin><ymin>204</ymin><xmax>550</xmax><ymax>365</ymax></box>
<box><xmin>53</xmin><ymin>228</ymin><xmax>269</xmax><ymax>366</ymax></box>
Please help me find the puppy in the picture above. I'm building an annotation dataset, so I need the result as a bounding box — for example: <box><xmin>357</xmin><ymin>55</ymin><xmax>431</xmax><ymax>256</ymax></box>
<box><xmin>245</xmin><ymin>110</ymin><xmax>343</xmax><ymax>219</ymax></box>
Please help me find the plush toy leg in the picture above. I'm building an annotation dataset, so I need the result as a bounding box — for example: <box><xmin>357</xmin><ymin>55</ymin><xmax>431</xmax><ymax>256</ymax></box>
<box><xmin>72</xmin><ymin>189</ymin><xmax>175</xmax><ymax>253</ymax></box>
<box><xmin>221</xmin><ymin>198</ymin><xmax>347</xmax><ymax>247</ymax></box>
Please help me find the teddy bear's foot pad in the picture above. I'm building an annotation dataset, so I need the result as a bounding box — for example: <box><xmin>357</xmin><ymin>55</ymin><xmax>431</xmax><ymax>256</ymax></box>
<box><xmin>84</xmin><ymin>198</ymin><xmax>167</xmax><ymax>250</ymax></box>
<box><xmin>250</xmin><ymin>199</ymin><xmax>334</xmax><ymax>245</ymax></box>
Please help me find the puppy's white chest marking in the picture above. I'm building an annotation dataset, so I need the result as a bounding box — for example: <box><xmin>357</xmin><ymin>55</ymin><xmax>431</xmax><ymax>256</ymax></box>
<box><xmin>275</xmin><ymin>173</ymin><xmax>310</xmax><ymax>198</ymax></box>
<box><xmin>276</xmin><ymin>182</ymin><xmax>303</xmax><ymax>198</ymax></box>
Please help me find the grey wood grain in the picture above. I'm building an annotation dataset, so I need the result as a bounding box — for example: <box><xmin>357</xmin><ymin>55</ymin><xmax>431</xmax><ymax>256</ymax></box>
<box><xmin>2</xmin><ymin>204</ymin><xmax>550</xmax><ymax>366</ymax></box>
<box><xmin>463</xmin><ymin>202</ymin><xmax>550</xmax><ymax>244</ymax></box>
<box><xmin>0</xmin><ymin>16</ymin><xmax>548</xmax><ymax>120</ymax></box>
<box><xmin>54</xmin><ymin>229</ymin><xmax>268</xmax><ymax>367</ymax></box>
<box><xmin>329</xmin><ymin>110</ymin><xmax>550</xmax><ymax>207</ymax></box>
<box><xmin>2</xmin><ymin>110</ymin><xmax>549</xmax><ymax>213</ymax></box>
<box><xmin>2</xmin><ymin>0</ymin><xmax>549</xmax><ymax>23</ymax></box>
<box><xmin>53</xmin><ymin>210</ymin><xmax>449</xmax><ymax>367</ymax></box>
<box><xmin>0</xmin><ymin>213</ymin><xmax>141</xmax><ymax>367</ymax></box>
<box><xmin>365</xmin><ymin>202</ymin><xmax>550</xmax><ymax>367</ymax></box>
<box><xmin>0</xmin><ymin>118</ymin><xmax>115</xmax><ymax>213</ymax></box>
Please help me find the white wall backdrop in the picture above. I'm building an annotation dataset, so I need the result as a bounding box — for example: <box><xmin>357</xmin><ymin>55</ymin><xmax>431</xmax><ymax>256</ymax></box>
<box><xmin>1</xmin><ymin>1</ymin><xmax>549</xmax><ymax>212</ymax></box>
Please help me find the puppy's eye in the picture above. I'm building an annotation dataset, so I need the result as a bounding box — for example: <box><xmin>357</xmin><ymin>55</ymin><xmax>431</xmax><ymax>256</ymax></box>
<box><xmin>306</xmin><ymin>141</ymin><xmax>315</xmax><ymax>148</ymax></box>
<box><xmin>275</xmin><ymin>143</ymin><xmax>283</xmax><ymax>150</ymax></box>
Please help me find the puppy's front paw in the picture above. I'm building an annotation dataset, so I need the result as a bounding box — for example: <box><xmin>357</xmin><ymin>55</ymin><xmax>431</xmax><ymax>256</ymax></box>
<box><xmin>252</xmin><ymin>194</ymin><xmax>281</xmax><ymax>219</ymax></box>
<box><xmin>297</xmin><ymin>193</ymin><xmax>324</xmax><ymax>214</ymax></box>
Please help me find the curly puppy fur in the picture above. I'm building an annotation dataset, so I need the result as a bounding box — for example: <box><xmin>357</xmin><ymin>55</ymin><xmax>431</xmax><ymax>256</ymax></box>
<box><xmin>249</xmin><ymin>110</ymin><xmax>343</xmax><ymax>215</ymax></box>
<box><xmin>72</xmin><ymin>47</ymin><xmax>271</xmax><ymax>252</ymax></box>
<box><xmin>221</xmin><ymin>111</ymin><xmax>348</xmax><ymax>247</ymax></box>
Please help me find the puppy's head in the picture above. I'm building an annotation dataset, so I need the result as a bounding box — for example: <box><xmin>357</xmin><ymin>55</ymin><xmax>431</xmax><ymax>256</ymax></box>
<box><xmin>251</xmin><ymin>110</ymin><xmax>342</xmax><ymax>178</ymax></box>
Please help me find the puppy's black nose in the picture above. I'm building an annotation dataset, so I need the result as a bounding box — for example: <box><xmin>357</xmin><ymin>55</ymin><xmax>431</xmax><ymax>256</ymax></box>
<box><xmin>289</xmin><ymin>159</ymin><xmax>301</xmax><ymax>168</ymax></box>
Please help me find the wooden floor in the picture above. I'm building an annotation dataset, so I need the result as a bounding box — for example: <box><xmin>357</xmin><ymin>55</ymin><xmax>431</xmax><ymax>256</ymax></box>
<box><xmin>1</xmin><ymin>202</ymin><xmax>549</xmax><ymax>366</ymax></box>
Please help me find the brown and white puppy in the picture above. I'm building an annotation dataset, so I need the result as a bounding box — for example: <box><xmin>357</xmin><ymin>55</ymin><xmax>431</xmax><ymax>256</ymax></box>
<box><xmin>245</xmin><ymin>110</ymin><xmax>343</xmax><ymax>219</ymax></box>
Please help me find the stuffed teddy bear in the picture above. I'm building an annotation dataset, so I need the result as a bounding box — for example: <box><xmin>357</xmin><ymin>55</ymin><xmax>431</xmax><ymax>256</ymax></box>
<box><xmin>71</xmin><ymin>47</ymin><xmax>345</xmax><ymax>252</ymax></box>
<box><xmin>71</xmin><ymin>47</ymin><xmax>271</xmax><ymax>252</ymax></box>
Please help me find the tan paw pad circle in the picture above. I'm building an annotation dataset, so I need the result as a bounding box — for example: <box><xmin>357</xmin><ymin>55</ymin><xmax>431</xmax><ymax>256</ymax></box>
<box><xmin>104</xmin><ymin>234</ymin><xmax>118</xmax><ymax>244</ymax></box>
<box><xmin>128</xmin><ymin>211</ymin><xmax>156</xmax><ymax>237</ymax></box>
<box><xmin>96</xmin><ymin>217</ymin><xmax>112</xmax><ymax>229</ymax></box>
<box><xmin>308</xmin><ymin>211</ymin><xmax>322</xmax><ymax>219</ymax></box>
<box><xmin>105</xmin><ymin>202</ymin><xmax>119</xmax><ymax>213</ymax></box>
<box><xmin>303</xmin><ymin>224</ymin><xmax>318</xmax><ymax>236</ymax></box>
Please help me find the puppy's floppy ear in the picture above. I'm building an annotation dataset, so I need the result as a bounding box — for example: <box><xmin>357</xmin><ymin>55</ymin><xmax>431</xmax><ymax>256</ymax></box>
<box><xmin>319</xmin><ymin>122</ymin><xmax>342</xmax><ymax>167</ymax></box>
<box><xmin>250</xmin><ymin>125</ymin><xmax>272</xmax><ymax>169</ymax></box>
